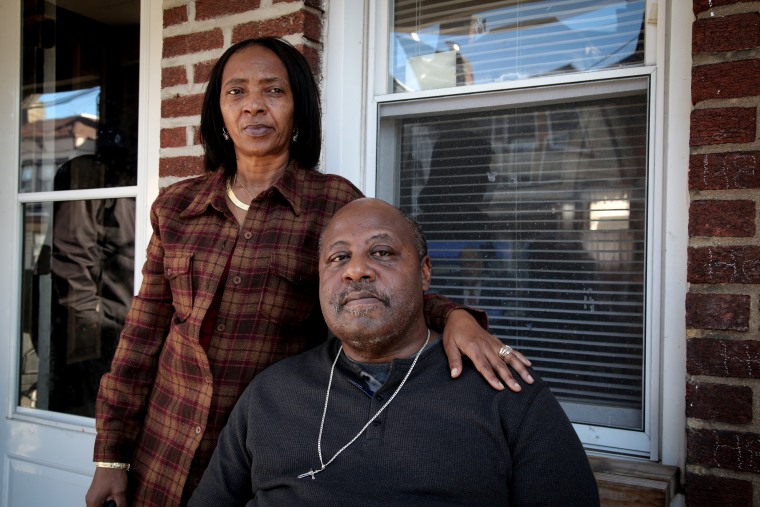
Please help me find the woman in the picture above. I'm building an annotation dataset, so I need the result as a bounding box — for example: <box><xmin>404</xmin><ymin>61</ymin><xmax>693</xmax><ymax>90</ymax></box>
<box><xmin>85</xmin><ymin>37</ymin><xmax>531</xmax><ymax>507</ymax></box>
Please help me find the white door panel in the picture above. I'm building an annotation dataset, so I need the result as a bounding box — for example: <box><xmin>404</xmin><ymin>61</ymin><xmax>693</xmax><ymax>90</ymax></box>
<box><xmin>5</xmin><ymin>436</ymin><xmax>94</xmax><ymax>507</ymax></box>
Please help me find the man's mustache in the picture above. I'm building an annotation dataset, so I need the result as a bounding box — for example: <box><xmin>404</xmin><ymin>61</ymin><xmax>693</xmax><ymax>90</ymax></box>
<box><xmin>334</xmin><ymin>281</ymin><xmax>391</xmax><ymax>312</ymax></box>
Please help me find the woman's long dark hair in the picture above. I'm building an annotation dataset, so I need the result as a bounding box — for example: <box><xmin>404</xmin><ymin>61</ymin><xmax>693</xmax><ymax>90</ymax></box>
<box><xmin>199</xmin><ymin>37</ymin><xmax>322</xmax><ymax>174</ymax></box>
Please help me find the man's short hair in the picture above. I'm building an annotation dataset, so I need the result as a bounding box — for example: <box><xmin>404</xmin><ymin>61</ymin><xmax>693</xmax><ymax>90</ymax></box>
<box><xmin>319</xmin><ymin>202</ymin><xmax>428</xmax><ymax>262</ymax></box>
<box><xmin>397</xmin><ymin>207</ymin><xmax>428</xmax><ymax>261</ymax></box>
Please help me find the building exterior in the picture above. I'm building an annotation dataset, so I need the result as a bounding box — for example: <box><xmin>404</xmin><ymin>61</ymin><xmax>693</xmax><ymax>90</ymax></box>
<box><xmin>0</xmin><ymin>1</ymin><xmax>757</xmax><ymax>505</ymax></box>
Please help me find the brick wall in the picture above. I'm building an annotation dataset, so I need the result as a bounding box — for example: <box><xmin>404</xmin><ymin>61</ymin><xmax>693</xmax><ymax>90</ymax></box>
<box><xmin>159</xmin><ymin>0</ymin><xmax>324</xmax><ymax>183</ymax></box>
<box><xmin>687</xmin><ymin>1</ymin><xmax>760</xmax><ymax>505</ymax></box>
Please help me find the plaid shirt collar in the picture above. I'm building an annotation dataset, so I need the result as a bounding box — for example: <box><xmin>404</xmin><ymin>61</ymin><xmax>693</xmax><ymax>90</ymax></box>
<box><xmin>180</xmin><ymin>163</ymin><xmax>305</xmax><ymax>219</ymax></box>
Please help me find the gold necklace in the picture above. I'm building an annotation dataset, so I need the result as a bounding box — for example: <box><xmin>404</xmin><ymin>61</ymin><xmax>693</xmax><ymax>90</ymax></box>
<box><xmin>298</xmin><ymin>329</ymin><xmax>431</xmax><ymax>480</ymax></box>
<box><xmin>225</xmin><ymin>175</ymin><xmax>249</xmax><ymax>211</ymax></box>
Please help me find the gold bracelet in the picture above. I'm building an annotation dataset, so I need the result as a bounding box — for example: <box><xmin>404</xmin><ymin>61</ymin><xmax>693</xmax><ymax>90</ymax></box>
<box><xmin>95</xmin><ymin>461</ymin><xmax>131</xmax><ymax>471</ymax></box>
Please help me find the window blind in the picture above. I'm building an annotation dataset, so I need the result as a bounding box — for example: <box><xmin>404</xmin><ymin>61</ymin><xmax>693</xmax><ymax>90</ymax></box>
<box><xmin>395</xmin><ymin>91</ymin><xmax>648</xmax><ymax>430</ymax></box>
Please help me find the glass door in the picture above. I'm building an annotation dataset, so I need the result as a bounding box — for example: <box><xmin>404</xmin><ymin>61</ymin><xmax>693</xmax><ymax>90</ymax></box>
<box><xmin>1</xmin><ymin>1</ymin><xmax>141</xmax><ymax>505</ymax></box>
<box><xmin>18</xmin><ymin>0</ymin><xmax>140</xmax><ymax>418</ymax></box>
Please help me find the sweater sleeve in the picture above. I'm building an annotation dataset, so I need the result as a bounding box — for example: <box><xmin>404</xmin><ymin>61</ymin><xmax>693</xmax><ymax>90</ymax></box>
<box><xmin>505</xmin><ymin>379</ymin><xmax>600</xmax><ymax>506</ymax></box>
<box><xmin>93</xmin><ymin>199</ymin><xmax>175</xmax><ymax>462</ymax></box>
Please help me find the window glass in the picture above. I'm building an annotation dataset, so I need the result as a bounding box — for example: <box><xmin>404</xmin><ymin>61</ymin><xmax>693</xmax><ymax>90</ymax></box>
<box><xmin>18</xmin><ymin>0</ymin><xmax>139</xmax><ymax>418</ymax></box>
<box><xmin>391</xmin><ymin>0</ymin><xmax>646</xmax><ymax>92</ymax></box>
<box><xmin>20</xmin><ymin>197</ymin><xmax>135</xmax><ymax>416</ymax></box>
<box><xmin>380</xmin><ymin>85</ymin><xmax>648</xmax><ymax>430</ymax></box>
<box><xmin>20</xmin><ymin>0</ymin><xmax>139</xmax><ymax>192</ymax></box>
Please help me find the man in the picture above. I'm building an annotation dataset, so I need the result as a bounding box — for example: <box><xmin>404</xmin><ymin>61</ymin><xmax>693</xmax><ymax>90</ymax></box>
<box><xmin>189</xmin><ymin>198</ymin><xmax>600</xmax><ymax>506</ymax></box>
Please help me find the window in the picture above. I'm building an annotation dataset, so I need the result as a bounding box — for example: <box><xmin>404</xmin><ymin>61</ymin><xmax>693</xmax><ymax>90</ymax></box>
<box><xmin>373</xmin><ymin>0</ymin><xmax>655</xmax><ymax>456</ymax></box>
<box><xmin>18</xmin><ymin>0</ymin><xmax>140</xmax><ymax>418</ymax></box>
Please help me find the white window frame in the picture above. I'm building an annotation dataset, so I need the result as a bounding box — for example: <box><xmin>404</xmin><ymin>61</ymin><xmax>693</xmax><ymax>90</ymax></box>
<box><xmin>324</xmin><ymin>0</ymin><xmax>689</xmax><ymax>465</ymax></box>
<box><xmin>0</xmin><ymin>0</ymin><xmax>161</xmax><ymax>431</ymax></box>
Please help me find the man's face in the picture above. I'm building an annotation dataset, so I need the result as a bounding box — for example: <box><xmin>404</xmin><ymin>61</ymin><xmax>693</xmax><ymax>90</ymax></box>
<box><xmin>319</xmin><ymin>199</ymin><xmax>431</xmax><ymax>358</ymax></box>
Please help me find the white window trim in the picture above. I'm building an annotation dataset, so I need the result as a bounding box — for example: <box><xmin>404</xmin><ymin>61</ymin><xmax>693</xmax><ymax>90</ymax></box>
<box><xmin>658</xmin><ymin>0</ymin><xmax>690</xmax><ymax>473</ymax></box>
<box><xmin>0</xmin><ymin>0</ymin><xmax>24</xmax><ymax>428</ymax></box>
<box><xmin>323</xmin><ymin>0</ymin><xmax>370</xmax><ymax>191</ymax></box>
<box><xmin>324</xmin><ymin>0</ymin><xmax>687</xmax><ymax>467</ymax></box>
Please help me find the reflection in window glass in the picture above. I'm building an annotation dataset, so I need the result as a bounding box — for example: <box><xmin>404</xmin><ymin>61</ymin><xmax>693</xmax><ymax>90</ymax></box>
<box><xmin>391</xmin><ymin>0</ymin><xmax>646</xmax><ymax>92</ymax></box>
<box><xmin>387</xmin><ymin>91</ymin><xmax>648</xmax><ymax>430</ymax></box>
<box><xmin>18</xmin><ymin>0</ymin><xmax>140</xmax><ymax>417</ymax></box>
<box><xmin>19</xmin><ymin>197</ymin><xmax>135</xmax><ymax>417</ymax></box>
<box><xmin>20</xmin><ymin>0</ymin><xmax>139</xmax><ymax>192</ymax></box>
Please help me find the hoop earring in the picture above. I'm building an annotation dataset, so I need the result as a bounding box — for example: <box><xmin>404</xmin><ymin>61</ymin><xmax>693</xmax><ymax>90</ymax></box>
<box><xmin>222</xmin><ymin>127</ymin><xmax>230</xmax><ymax>141</ymax></box>
<box><xmin>291</xmin><ymin>128</ymin><xmax>299</xmax><ymax>143</ymax></box>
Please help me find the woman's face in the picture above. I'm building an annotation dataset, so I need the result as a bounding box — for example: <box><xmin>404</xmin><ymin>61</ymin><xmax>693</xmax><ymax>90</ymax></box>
<box><xmin>219</xmin><ymin>45</ymin><xmax>295</xmax><ymax>165</ymax></box>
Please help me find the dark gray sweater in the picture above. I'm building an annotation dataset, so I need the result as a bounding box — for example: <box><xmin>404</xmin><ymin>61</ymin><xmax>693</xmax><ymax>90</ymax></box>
<box><xmin>189</xmin><ymin>338</ymin><xmax>600</xmax><ymax>506</ymax></box>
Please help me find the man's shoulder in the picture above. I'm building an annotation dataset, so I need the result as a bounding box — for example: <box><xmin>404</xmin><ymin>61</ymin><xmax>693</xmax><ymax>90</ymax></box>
<box><xmin>446</xmin><ymin>351</ymin><xmax>550</xmax><ymax>409</ymax></box>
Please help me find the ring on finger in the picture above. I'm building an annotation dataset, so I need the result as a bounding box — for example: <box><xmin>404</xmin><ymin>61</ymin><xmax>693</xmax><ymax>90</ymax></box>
<box><xmin>498</xmin><ymin>345</ymin><xmax>513</xmax><ymax>360</ymax></box>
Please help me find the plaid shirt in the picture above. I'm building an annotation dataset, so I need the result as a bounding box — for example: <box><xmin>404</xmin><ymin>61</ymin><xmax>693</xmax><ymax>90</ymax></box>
<box><xmin>94</xmin><ymin>166</ymin><xmax>466</xmax><ymax>506</ymax></box>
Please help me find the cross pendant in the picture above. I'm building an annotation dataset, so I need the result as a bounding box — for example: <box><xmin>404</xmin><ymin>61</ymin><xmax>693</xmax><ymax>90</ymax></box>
<box><xmin>298</xmin><ymin>469</ymin><xmax>317</xmax><ymax>480</ymax></box>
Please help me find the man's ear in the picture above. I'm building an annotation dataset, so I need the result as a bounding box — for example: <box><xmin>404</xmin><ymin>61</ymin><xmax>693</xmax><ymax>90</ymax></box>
<box><xmin>420</xmin><ymin>255</ymin><xmax>432</xmax><ymax>291</ymax></box>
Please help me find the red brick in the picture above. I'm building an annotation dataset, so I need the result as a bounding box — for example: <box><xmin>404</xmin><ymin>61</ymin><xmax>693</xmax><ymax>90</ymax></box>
<box><xmin>688</xmin><ymin>246</ymin><xmax>760</xmax><ymax>284</ymax></box>
<box><xmin>160</xmin><ymin>127</ymin><xmax>187</xmax><ymax>149</ymax></box>
<box><xmin>194</xmin><ymin>60</ymin><xmax>216</xmax><ymax>85</ymax></box>
<box><xmin>232</xmin><ymin>11</ymin><xmax>323</xmax><ymax>44</ymax></box>
<box><xmin>301</xmin><ymin>10</ymin><xmax>323</xmax><ymax>43</ymax></box>
<box><xmin>233</xmin><ymin>20</ymin><xmax>275</xmax><ymax>43</ymax></box>
<box><xmin>196</xmin><ymin>0</ymin><xmax>261</xmax><ymax>21</ymax></box>
<box><xmin>687</xmin><ymin>338</ymin><xmax>760</xmax><ymax>377</ymax></box>
<box><xmin>692</xmin><ymin>13</ymin><xmax>760</xmax><ymax>54</ymax></box>
<box><xmin>692</xmin><ymin>60</ymin><xmax>760</xmax><ymax>103</ymax></box>
<box><xmin>163</xmin><ymin>30</ymin><xmax>224</xmax><ymax>59</ymax></box>
<box><xmin>686</xmin><ymin>382</ymin><xmax>752</xmax><ymax>423</ymax></box>
<box><xmin>689</xmin><ymin>152</ymin><xmax>760</xmax><ymax>190</ymax></box>
<box><xmin>162</xmin><ymin>94</ymin><xmax>205</xmax><ymax>119</ymax></box>
<box><xmin>690</xmin><ymin>108</ymin><xmax>756</xmax><ymax>146</ymax></box>
<box><xmin>689</xmin><ymin>200</ymin><xmax>755</xmax><ymax>237</ymax></box>
<box><xmin>685</xmin><ymin>473</ymin><xmax>753</xmax><ymax>507</ymax></box>
<box><xmin>685</xmin><ymin>293</ymin><xmax>750</xmax><ymax>331</ymax></box>
<box><xmin>163</xmin><ymin>5</ymin><xmax>188</xmax><ymax>28</ymax></box>
<box><xmin>162</xmin><ymin>66</ymin><xmax>188</xmax><ymax>89</ymax></box>
<box><xmin>687</xmin><ymin>428</ymin><xmax>760</xmax><ymax>473</ymax></box>
<box><xmin>694</xmin><ymin>0</ymin><xmax>756</xmax><ymax>14</ymax></box>
<box><xmin>298</xmin><ymin>45</ymin><xmax>322</xmax><ymax>78</ymax></box>
<box><xmin>159</xmin><ymin>156</ymin><xmax>205</xmax><ymax>178</ymax></box>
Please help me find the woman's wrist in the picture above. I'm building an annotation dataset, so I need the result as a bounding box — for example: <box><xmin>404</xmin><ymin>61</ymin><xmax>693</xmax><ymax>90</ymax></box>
<box><xmin>95</xmin><ymin>461</ymin><xmax>130</xmax><ymax>471</ymax></box>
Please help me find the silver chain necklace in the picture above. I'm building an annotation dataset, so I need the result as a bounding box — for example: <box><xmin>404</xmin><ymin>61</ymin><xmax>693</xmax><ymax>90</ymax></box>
<box><xmin>298</xmin><ymin>329</ymin><xmax>431</xmax><ymax>480</ymax></box>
